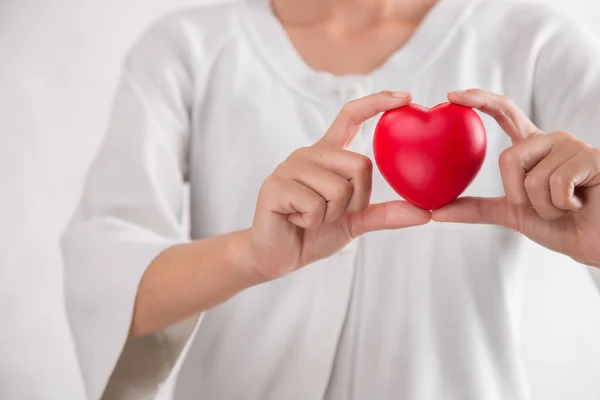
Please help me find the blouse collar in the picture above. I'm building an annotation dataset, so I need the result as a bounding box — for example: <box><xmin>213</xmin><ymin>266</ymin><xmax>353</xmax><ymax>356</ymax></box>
<box><xmin>240</xmin><ymin>0</ymin><xmax>481</xmax><ymax>105</ymax></box>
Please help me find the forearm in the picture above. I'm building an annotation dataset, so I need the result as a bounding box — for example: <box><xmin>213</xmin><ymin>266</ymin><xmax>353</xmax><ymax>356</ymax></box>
<box><xmin>130</xmin><ymin>229</ymin><xmax>264</xmax><ymax>337</ymax></box>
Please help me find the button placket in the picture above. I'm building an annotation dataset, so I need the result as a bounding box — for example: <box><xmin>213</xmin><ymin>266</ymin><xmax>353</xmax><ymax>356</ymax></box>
<box><xmin>339</xmin><ymin>83</ymin><xmax>365</xmax><ymax>102</ymax></box>
<box><xmin>339</xmin><ymin>77</ymin><xmax>374</xmax><ymax>153</ymax></box>
<box><xmin>337</xmin><ymin>79</ymin><xmax>374</xmax><ymax>256</ymax></box>
<box><xmin>336</xmin><ymin>78</ymin><xmax>371</xmax><ymax>103</ymax></box>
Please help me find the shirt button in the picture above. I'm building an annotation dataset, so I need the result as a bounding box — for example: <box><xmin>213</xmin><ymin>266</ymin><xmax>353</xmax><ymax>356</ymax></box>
<box><xmin>337</xmin><ymin>83</ymin><xmax>367</xmax><ymax>102</ymax></box>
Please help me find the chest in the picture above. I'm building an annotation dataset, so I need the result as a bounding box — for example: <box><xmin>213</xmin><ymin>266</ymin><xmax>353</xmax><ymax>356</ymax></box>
<box><xmin>186</xmin><ymin>51</ymin><xmax>529</xmax><ymax>237</ymax></box>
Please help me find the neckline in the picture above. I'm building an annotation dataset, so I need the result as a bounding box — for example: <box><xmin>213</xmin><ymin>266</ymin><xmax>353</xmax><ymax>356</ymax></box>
<box><xmin>240</xmin><ymin>0</ymin><xmax>480</xmax><ymax>105</ymax></box>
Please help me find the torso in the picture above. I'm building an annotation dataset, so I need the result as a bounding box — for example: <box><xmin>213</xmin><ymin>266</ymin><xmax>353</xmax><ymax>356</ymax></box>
<box><xmin>159</xmin><ymin>0</ymin><xmax>566</xmax><ymax>398</ymax></box>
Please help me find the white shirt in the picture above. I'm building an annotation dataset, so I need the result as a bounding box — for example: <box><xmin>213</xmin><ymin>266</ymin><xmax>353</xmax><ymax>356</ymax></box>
<box><xmin>60</xmin><ymin>0</ymin><xmax>600</xmax><ymax>399</ymax></box>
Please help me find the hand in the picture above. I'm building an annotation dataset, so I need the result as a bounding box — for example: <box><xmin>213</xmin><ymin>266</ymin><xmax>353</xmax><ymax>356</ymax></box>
<box><xmin>246</xmin><ymin>91</ymin><xmax>432</xmax><ymax>280</ymax></box>
<box><xmin>433</xmin><ymin>89</ymin><xmax>600</xmax><ymax>267</ymax></box>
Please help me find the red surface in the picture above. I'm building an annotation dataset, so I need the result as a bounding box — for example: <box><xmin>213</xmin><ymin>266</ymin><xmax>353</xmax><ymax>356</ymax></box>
<box><xmin>373</xmin><ymin>102</ymin><xmax>487</xmax><ymax>210</ymax></box>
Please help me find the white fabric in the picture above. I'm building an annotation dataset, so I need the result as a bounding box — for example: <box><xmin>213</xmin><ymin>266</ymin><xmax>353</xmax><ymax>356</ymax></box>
<box><xmin>60</xmin><ymin>0</ymin><xmax>600</xmax><ymax>399</ymax></box>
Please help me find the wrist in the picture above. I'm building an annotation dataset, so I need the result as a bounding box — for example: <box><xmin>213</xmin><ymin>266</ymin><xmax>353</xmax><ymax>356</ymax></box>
<box><xmin>224</xmin><ymin>229</ymin><xmax>271</xmax><ymax>288</ymax></box>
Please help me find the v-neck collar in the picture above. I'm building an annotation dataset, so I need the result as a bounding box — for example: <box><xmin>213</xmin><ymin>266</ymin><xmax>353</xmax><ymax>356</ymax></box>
<box><xmin>240</xmin><ymin>0</ymin><xmax>480</xmax><ymax>105</ymax></box>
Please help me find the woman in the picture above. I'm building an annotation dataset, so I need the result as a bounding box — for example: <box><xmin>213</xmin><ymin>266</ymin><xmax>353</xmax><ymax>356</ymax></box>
<box><xmin>61</xmin><ymin>0</ymin><xmax>600</xmax><ymax>398</ymax></box>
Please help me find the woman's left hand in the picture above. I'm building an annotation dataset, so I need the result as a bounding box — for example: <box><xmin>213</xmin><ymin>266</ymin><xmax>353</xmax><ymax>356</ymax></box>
<box><xmin>432</xmin><ymin>89</ymin><xmax>600</xmax><ymax>268</ymax></box>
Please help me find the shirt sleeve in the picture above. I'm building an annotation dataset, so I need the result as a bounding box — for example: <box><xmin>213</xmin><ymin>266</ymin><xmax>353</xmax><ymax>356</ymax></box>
<box><xmin>530</xmin><ymin>12</ymin><xmax>600</xmax><ymax>291</ymax></box>
<box><xmin>60</xmin><ymin>17</ymin><xmax>199</xmax><ymax>400</ymax></box>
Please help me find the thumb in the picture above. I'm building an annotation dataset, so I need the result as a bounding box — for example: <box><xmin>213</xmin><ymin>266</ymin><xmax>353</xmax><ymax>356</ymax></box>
<box><xmin>431</xmin><ymin>196</ymin><xmax>518</xmax><ymax>229</ymax></box>
<box><xmin>347</xmin><ymin>201</ymin><xmax>431</xmax><ymax>237</ymax></box>
<box><xmin>318</xmin><ymin>91</ymin><xmax>412</xmax><ymax>149</ymax></box>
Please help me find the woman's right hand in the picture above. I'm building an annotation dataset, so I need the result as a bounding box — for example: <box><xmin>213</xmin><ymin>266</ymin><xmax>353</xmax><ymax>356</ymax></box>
<box><xmin>126</xmin><ymin>91</ymin><xmax>431</xmax><ymax>337</ymax></box>
<box><xmin>245</xmin><ymin>91</ymin><xmax>432</xmax><ymax>281</ymax></box>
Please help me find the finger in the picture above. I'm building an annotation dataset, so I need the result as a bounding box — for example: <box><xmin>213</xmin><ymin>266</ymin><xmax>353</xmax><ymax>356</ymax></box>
<box><xmin>525</xmin><ymin>149</ymin><xmax>578</xmax><ymax>219</ymax></box>
<box><xmin>260</xmin><ymin>176</ymin><xmax>326</xmax><ymax>229</ymax></box>
<box><xmin>431</xmin><ymin>196</ymin><xmax>518</xmax><ymax>229</ymax></box>
<box><xmin>290</xmin><ymin>147</ymin><xmax>372</xmax><ymax>213</ymax></box>
<box><xmin>346</xmin><ymin>201</ymin><xmax>431</xmax><ymax>237</ymax></box>
<box><xmin>448</xmin><ymin>89</ymin><xmax>543</xmax><ymax>143</ymax></box>
<box><xmin>498</xmin><ymin>133</ymin><xmax>556</xmax><ymax>206</ymax></box>
<box><xmin>275</xmin><ymin>161</ymin><xmax>354</xmax><ymax>223</ymax></box>
<box><xmin>549</xmin><ymin>153</ymin><xmax>597</xmax><ymax>211</ymax></box>
<box><xmin>319</xmin><ymin>91</ymin><xmax>412</xmax><ymax>148</ymax></box>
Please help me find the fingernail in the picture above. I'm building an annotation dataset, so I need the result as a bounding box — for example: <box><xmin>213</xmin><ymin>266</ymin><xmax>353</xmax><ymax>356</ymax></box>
<box><xmin>391</xmin><ymin>91</ymin><xmax>410</xmax><ymax>98</ymax></box>
<box><xmin>449</xmin><ymin>90</ymin><xmax>466</xmax><ymax>95</ymax></box>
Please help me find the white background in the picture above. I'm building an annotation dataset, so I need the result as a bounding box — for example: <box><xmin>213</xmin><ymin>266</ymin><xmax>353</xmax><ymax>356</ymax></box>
<box><xmin>1</xmin><ymin>0</ymin><xmax>600</xmax><ymax>399</ymax></box>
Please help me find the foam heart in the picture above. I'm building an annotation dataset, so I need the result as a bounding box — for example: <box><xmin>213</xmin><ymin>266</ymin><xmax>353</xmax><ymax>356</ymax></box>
<box><xmin>373</xmin><ymin>102</ymin><xmax>487</xmax><ymax>210</ymax></box>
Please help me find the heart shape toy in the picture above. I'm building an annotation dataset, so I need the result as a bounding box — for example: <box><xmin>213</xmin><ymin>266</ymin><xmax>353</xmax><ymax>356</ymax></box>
<box><xmin>373</xmin><ymin>102</ymin><xmax>487</xmax><ymax>210</ymax></box>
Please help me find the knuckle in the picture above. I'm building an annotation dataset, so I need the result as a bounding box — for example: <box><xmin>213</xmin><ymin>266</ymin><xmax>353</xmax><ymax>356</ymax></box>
<box><xmin>262</xmin><ymin>173</ymin><xmax>278</xmax><ymax>188</ymax></box>
<box><xmin>260</xmin><ymin>174</ymin><xmax>280</xmax><ymax>196</ymax></box>
<box><xmin>273</xmin><ymin>161</ymin><xmax>290</xmax><ymax>175</ymax></box>
<box><xmin>340</xmin><ymin>101</ymin><xmax>358</xmax><ymax>118</ymax></box>
<box><xmin>524</xmin><ymin>174</ymin><xmax>545</xmax><ymax>192</ymax></box>
<box><xmin>549</xmin><ymin>171</ymin><xmax>569</xmax><ymax>189</ymax></box>
<box><xmin>551</xmin><ymin>130</ymin><xmax>573</xmax><ymax>141</ymax></box>
<box><xmin>274</xmin><ymin>160</ymin><xmax>298</xmax><ymax>178</ymax></box>
<box><xmin>494</xmin><ymin>94</ymin><xmax>512</xmax><ymax>109</ymax></box>
<box><xmin>289</xmin><ymin>146</ymin><xmax>311</xmax><ymax>160</ymax></box>
<box><xmin>500</xmin><ymin>95</ymin><xmax>514</xmax><ymax>108</ymax></box>
<box><xmin>556</xmin><ymin>132</ymin><xmax>579</xmax><ymax>148</ymax></box>
<box><xmin>553</xmin><ymin>197</ymin><xmax>571</xmax><ymax>210</ymax></box>
<box><xmin>498</xmin><ymin>148</ymin><xmax>518</xmax><ymax>170</ymax></box>
<box><xmin>353</xmin><ymin>154</ymin><xmax>374</xmax><ymax>173</ymax></box>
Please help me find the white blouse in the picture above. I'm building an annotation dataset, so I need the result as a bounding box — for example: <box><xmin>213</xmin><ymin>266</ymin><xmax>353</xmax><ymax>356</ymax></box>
<box><xmin>60</xmin><ymin>0</ymin><xmax>600</xmax><ymax>399</ymax></box>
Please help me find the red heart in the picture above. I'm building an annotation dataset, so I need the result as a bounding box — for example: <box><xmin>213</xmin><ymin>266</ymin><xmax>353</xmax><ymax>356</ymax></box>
<box><xmin>373</xmin><ymin>102</ymin><xmax>487</xmax><ymax>210</ymax></box>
